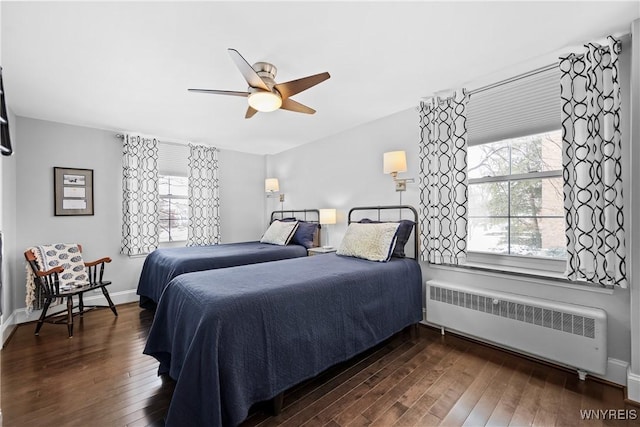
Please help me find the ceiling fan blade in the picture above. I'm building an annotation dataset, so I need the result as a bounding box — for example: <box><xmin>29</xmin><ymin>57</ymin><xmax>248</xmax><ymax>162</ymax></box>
<box><xmin>245</xmin><ymin>106</ymin><xmax>258</xmax><ymax>119</ymax></box>
<box><xmin>228</xmin><ymin>48</ymin><xmax>270</xmax><ymax>91</ymax></box>
<box><xmin>280</xmin><ymin>98</ymin><xmax>316</xmax><ymax>115</ymax></box>
<box><xmin>188</xmin><ymin>89</ymin><xmax>249</xmax><ymax>97</ymax></box>
<box><xmin>275</xmin><ymin>72</ymin><xmax>330</xmax><ymax>100</ymax></box>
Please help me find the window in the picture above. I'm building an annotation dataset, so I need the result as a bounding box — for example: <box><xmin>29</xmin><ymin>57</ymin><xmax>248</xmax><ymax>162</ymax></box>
<box><xmin>159</xmin><ymin>175</ymin><xmax>188</xmax><ymax>242</ymax></box>
<box><xmin>467</xmin><ymin>130</ymin><xmax>565</xmax><ymax>260</ymax></box>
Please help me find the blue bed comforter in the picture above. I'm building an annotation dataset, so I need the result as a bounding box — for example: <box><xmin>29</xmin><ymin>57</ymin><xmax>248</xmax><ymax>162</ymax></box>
<box><xmin>144</xmin><ymin>253</ymin><xmax>422</xmax><ymax>426</ymax></box>
<box><xmin>136</xmin><ymin>241</ymin><xmax>308</xmax><ymax>307</ymax></box>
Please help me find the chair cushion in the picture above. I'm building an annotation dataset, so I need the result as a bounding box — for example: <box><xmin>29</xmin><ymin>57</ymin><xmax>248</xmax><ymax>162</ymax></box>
<box><xmin>33</xmin><ymin>243</ymin><xmax>88</xmax><ymax>289</ymax></box>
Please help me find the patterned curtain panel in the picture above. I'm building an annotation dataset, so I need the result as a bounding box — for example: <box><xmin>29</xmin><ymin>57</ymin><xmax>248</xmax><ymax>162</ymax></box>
<box><xmin>187</xmin><ymin>144</ymin><xmax>220</xmax><ymax>246</ymax></box>
<box><xmin>418</xmin><ymin>90</ymin><xmax>469</xmax><ymax>264</ymax></box>
<box><xmin>560</xmin><ymin>36</ymin><xmax>627</xmax><ymax>287</ymax></box>
<box><xmin>121</xmin><ymin>134</ymin><xmax>160</xmax><ymax>256</ymax></box>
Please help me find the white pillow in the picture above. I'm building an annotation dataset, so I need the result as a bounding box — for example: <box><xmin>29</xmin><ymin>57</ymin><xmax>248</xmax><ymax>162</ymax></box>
<box><xmin>337</xmin><ymin>222</ymin><xmax>400</xmax><ymax>262</ymax></box>
<box><xmin>260</xmin><ymin>220</ymin><xmax>299</xmax><ymax>245</ymax></box>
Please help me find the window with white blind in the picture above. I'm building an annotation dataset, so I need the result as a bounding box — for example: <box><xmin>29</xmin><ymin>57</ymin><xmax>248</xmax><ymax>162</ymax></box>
<box><xmin>158</xmin><ymin>143</ymin><xmax>189</xmax><ymax>243</ymax></box>
<box><xmin>465</xmin><ymin>66</ymin><xmax>566</xmax><ymax>271</ymax></box>
<box><xmin>466</xmin><ymin>65</ymin><xmax>560</xmax><ymax>147</ymax></box>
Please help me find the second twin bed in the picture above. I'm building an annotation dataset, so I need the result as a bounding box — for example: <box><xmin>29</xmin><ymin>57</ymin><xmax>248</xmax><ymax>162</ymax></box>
<box><xmin>143</xmin><ymin>205</ymin><xmax>423</xmax><ymax>426</ymax></box>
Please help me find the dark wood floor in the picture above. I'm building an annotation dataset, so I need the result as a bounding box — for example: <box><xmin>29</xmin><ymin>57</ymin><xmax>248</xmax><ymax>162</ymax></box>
<box><xmin>1</xmin><ymin>303</ymin><xmax>638</xmax><ymax>426</ymax></box>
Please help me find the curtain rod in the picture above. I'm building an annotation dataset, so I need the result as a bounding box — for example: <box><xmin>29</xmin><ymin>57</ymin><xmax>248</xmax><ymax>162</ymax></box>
<box><xmin>469</xmin><ymin>37</ymin><xmax>625</xmax><ymax>97</ymax></box>
<box><xmin>115</xmin><ymin>134</ymin><xmax>219</xmax><ymax>151</ymax></box>
<box><xmin>424</xmin><ymin>34</ymin><xmax>628</xmax><ymax>103</ymax></box>
<box><xmin>468</xmin><ymin>62</ymin><xmax>558</xmax><ymax>97</ymax></box>
<box><xmin>419</xmin><ymin>63</ymin><xmax>559</xmax><ymax>104</ymax></box>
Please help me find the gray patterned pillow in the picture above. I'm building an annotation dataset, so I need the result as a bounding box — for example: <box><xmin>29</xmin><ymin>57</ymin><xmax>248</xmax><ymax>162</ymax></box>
<box><xmin>260</xmin><ymin>220</ymin><xmax>299</xmax><ymax>245</ymax></box>
<box><xmin>337</xmin><ymin>222</ymin><xmax>400</xmax><ymax>262</ymax></box>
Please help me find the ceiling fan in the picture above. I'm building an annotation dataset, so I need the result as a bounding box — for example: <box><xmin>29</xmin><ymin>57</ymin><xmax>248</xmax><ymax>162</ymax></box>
<box><xmin>189</xmin><ymin>48</ymin><xmax>331</xmax><ymax>119</ymax></box>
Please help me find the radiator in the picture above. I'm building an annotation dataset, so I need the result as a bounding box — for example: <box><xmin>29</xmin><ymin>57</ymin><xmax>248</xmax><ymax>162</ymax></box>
<box><xmin>426</xmin><ymin>280</ymin><xmax>607</xmax><ymax>376</ymax></box>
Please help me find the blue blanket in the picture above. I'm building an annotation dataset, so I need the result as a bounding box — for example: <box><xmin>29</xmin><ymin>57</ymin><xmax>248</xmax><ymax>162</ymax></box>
<box><xmin>136</xmin><ymin>242</ymin><xmax>307</xmax><ymax>307</ymax></box>
<box><xmin>144</xmin><ymin>254</ymin><xmax>422</xmax><ymax>426</ymax></box>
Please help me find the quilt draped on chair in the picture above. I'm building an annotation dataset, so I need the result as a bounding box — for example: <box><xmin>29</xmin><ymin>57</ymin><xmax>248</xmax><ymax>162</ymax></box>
<box><xmin>121</xmin><ymin>134</ymin><xmax>160</xmax><ymax>256</ymax></box>
<box><xmin>187</xmin><ymin>143</ymin><xmax>220</xmax><ymax>246</ymax></box>
<box><xmin>560</xmin><ymin>36</ymin><xmax>627</xmax><ymax>287</ymax></box>
<box><xmin>25</xmin><ymin>247</ymin><xmax>45</xmax><ymax>313</ymax></box>
<box><xmin>418</xmin><ymin>90</ymin><xmax>469</xmax><ymax>265</ymax></box>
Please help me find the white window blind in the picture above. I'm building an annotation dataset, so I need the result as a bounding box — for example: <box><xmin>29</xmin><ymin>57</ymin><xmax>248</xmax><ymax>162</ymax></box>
<box><xmin>158</xmin><ymin>142</ymin><xmax>189</xmax><ymax>176</ymax></box>
<box><xmin>467</xmin><ymin>66</ymin><xmax>560</xmax><ymax>146</ymax></box>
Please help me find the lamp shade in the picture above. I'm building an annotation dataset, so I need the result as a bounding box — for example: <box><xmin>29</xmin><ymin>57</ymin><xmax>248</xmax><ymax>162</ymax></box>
<box><xmin>319</xmin><ymin>208</ymin><xmax>337</xmax><ymax>225</ymax></box>
<box><xmin>383</xmin><ymin>151</ymin><xmax>408</xmax><ymax>175</ymax></box>
<box><xmin>249</xmin><ymin>91</ymin><xmax>282</xmax><ymax>112</ymax></box>
<box><xmin>265</xmin><ymin>178</ymin><xmax>279</xmax><ymax>193</ymax></box>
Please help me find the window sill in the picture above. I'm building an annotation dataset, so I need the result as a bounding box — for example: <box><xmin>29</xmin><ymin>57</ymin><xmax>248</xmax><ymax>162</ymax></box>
<box><xmin>125</xmin><ymin>241</ymin><xmax>188</xmax><ymax>257</ymax></box>
<box><xmin>427</xmin><ymin>262</ymin><xmax>615</xmax><ymax>295</ymax></box>
<box><xmin>159</xmin><ymin>240</ymin><xmax>187</xmax><ymax>248</ymax></box>
<box><xmin>126</xmin><ymin>253</ymin><xmax>149</xmax><ymax>259</ymax></box>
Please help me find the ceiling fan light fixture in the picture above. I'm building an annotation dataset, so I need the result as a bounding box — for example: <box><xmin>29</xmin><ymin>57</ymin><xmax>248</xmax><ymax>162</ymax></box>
<box><xmin>248</xmin><ymin>91</ymin><xmax>282</xmax><ymax>112</ymax></box>
<box><xmin>188</xmin><ymin>49</ymin><xmax>330</xmax><ymax>118</ymax></box>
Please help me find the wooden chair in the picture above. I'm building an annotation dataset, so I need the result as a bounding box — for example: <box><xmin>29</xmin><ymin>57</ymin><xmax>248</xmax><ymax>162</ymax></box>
<box><xmin>24</xmin><ymin>244</ymin><xmax>118</xmax><ymax>337</ymax></box>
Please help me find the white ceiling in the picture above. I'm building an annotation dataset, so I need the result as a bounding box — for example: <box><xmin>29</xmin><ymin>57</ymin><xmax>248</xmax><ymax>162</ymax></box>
<box><xmin>2</xmin><ymin>1</ymin><xmax>639</xmax><ymax>155</ymax></box>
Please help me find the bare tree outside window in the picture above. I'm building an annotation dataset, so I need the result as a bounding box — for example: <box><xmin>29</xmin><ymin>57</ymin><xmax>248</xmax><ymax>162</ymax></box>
<box><xmin>467</xmin><ymin>130</ymin><xmax>565</xmax><ymax>259</ymax></box>
<box><xmin>159</xmin><ymin>175</ymin><xmax>189</xmax><ymax>242</ymax></box>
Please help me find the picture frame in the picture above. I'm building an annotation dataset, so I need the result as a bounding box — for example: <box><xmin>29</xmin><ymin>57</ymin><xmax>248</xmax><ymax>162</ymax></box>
<box><xmin>54</xmin><ymin>167</ymin><xmax>94</xmax><ymax>216</ymax></box>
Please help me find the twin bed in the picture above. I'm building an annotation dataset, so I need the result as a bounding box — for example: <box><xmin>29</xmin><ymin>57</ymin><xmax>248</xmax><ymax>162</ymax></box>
<box><xmin>136</xmin><ymin>209</ymin><xmax>320</xmax><ymax>308</ymax></box>
<box><xmin>142</xmin><ymin>206</ymin><xmax>423</xmax><ymax>426</ymax></box>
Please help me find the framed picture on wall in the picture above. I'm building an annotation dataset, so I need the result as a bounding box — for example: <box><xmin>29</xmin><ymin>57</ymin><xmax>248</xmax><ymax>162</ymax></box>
<box><xmin>54</xmin><ymin>167</ymin><xmax>94</xmax><ymax>216</ymax></box>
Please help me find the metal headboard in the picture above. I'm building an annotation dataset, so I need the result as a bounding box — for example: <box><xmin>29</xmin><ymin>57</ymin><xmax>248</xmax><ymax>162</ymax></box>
<box><xmin>270</xmin><ymin>209</ymin><xmax>322</xmax><ymax>247</ymax></box>
<box><xmin>347</xmin><ymin>205</ymin><xmax>419</xmax><ymax>260</ymax></box>
<box><xmin>270</xmin><ymin>209</ymin><xmax>321</xmax><ymax>224</ymax></box>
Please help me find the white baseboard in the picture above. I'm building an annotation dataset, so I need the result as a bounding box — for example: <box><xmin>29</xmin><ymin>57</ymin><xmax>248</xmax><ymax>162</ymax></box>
<box><xmin>85</xmin><ymin>288</ymin><xmax>139</xmax><ymax>306</ymax></box>
<box><xmin>627</xmin><ymin>370</ymin><xmax>640</xmax><ymax>403</ymax></box>
<box><xmin>594</xmin><ymin>358</ymin><xmax>629</xmax><ymax>386</ymax></box>
<box><xmin>1</xmin><ymin>311</ymin><xmax>18</xmax><ymax>348</ymax></box>
<box><xmin>1</xmin><ymin>289</ymin><xmax>139</xmax><ymax>347</ymax></box>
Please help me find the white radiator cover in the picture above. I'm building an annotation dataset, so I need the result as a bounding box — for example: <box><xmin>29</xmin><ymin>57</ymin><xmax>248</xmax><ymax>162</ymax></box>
<box><xmin>426</xmin><ymin>280</ymin><xmax>607</xmax><ymax>375</ymax></box>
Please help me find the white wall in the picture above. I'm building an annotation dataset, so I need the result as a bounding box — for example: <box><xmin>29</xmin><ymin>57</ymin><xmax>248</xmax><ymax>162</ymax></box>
<box><xmin>14</xmin><ymin>117</ymin><xmax>142</xmax><ymax>311</ymax></box>
<box><xmin>7</xmin><ymin>117</ymin><xmax>265</xmax><ymax>325</ymax></box>
<box><xmin>1</xmin><ymin>0</ymin><xmax>4</xmax><ymax>327</ymax></box>
<box><xmin>1</xmin><ymin>108</ymin><xmax>17</xmax><ymax>341</ymax></box>
<box><xmin>266</xmin><ymin>108</ymin><xmax>420</xmax><ymax>241</ymax></box>
<box><xmin>218</xmin><ymin>148</ymin><xmax>265</xmax><ymax>243</ymax></box>
<box><xmin>627</xmin><ymin>17</ymin><xmax>640</xmax><ymax>402</ymax></box>
<box><xmin>0</xmin><ymin>2</ymin><xmax>4</xmax><ymax>422</ymax></box>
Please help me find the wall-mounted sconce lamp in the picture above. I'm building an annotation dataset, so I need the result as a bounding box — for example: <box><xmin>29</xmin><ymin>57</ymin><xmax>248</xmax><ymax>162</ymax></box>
<box><xmin>383</xmin><ymin>151</ymin><xmax>415</xmax><ymax>206</ymax></box>
<box><xmin>383</xmin><ymin>151</ymin><xmax>415</xmax><ymax>192</ymax></box>
<box><xmin>265</xmin><ymin>178</ymin><xmax>285</xmax><ymax>210</ymax></box>
<box><xmin>265</xmin><ymin>178</ymin><xmax>280</xmax><ymax>194</ymax></box>
<box><xmin>319</xmin><ymin>208</ymin><xmax>337</xmax><ymax>249</ymax></box>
